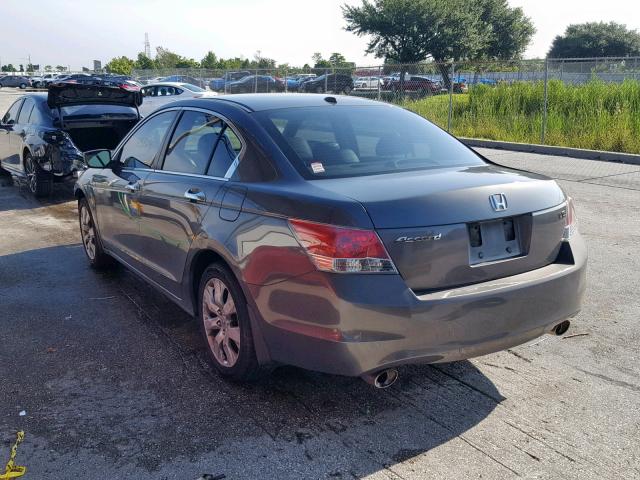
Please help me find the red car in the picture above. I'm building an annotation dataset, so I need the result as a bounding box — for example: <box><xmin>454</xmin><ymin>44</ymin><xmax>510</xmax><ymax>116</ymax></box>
<box><xmin>386</xmin><ymin>75</ymin><xmax>440</xmax><ymax>94</ymax></box>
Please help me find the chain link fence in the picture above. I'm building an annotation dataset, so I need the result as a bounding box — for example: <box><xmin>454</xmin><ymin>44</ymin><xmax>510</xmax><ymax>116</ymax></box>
<box><xmin>131</xmin><ymin>56</ymin><xmax>640</xmax><ymax>156</ymax></box>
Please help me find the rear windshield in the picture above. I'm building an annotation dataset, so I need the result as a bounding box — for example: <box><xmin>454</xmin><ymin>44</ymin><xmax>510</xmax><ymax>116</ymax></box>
<box><xmin>53</xmin><ymin>104</ymin><xmax>138</xmax><ymax>120</ymax></box>
<box><xmin>256</xmin><ymin>105</ymin><xmax>484</xmax><ymax>179</ymax></box>
<box><xmin>181</xmin><ymin>84</ymin><xmax>205</xmax><ymax>92</ymax></box>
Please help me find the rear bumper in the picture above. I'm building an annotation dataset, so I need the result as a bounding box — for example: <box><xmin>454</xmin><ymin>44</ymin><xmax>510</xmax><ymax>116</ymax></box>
<box><xmin>248</xmin><ymin>234</ymin><xmax>587</xmax><ymax>377</ymax></box>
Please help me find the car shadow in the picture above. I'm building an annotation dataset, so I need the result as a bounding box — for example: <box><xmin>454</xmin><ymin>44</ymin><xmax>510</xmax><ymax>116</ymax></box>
<box><xmin>0</xmin><ymin>168</ymin><xmax>75</xmax><ymax>211</ymax></box>
<box><xmin>1</xmin><ymin>243</ymin><xmax>504</xmax><ymax>478</ymax></box>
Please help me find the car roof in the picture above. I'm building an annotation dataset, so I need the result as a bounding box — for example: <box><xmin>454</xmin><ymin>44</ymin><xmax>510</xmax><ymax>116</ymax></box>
<box><xmin>144</xmin><ymin>82</ymin><xmax>192</xmax><ymax>87</ymax></box>
<box><xmin>167</xmin><ymin>93</ymin><xmax>387</xmax><ymax>112</ymax></box>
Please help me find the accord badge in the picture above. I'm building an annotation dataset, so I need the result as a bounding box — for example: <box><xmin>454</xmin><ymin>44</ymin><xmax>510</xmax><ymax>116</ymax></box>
<box><xmin>395</xmin><ymin>233</ymin><xmax>442</xmax><ymax>243</ymax></box>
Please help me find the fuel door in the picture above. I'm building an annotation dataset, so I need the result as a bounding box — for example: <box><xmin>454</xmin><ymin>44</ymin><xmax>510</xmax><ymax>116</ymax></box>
<box><xmin>219</xmin><ymin>185</ymin><xmax>247</xmax><ymax>222</ymax></box>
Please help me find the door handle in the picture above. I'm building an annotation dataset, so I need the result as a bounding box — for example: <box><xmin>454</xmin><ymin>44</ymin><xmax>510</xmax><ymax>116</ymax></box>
<box><xmin>124</xmin><ymin>182</ymin><xmax>140</xmax><ymax>192</ymax></box>
<box><xmin>184</xmin><ymin>188</ymin><xmax>206</xmax><ymax>202</ymax></box>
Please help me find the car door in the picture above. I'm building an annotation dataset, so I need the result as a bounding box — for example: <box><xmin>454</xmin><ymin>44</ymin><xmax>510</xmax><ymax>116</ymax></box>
<box><xmin>135</xmin><ymin>108</ymin><xmax>243</xmax><ymax>297</ymax></box>
<box><xmin>11</xmin><ymin>96</ymin><xmax>36</xmax><ymax>173</ymax></box>
<box><xmin>90</xmin><ymin>109</ymin><xmax>179</xmax><ymax>268</ymax></box>
<box><xmin>0</xmin><ymin>98</ymin><xmax>24</xmax><ymax>172</ymax></box>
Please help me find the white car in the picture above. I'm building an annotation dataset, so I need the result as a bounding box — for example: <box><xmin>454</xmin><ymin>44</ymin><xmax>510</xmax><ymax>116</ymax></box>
<box><xmin>139</xmin><ymin>82</ymin><xmax>217</xmax><ymax>116</ymax></box>
<box><xmin>354</xmin><ymin>76</ymin><xmax>383</xmax><ymax>89</ymax></box>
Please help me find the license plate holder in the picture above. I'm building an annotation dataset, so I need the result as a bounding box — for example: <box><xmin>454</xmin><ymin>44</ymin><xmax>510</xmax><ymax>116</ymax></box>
<box><xmin>468</xmin><ymin>217</ymin><xmax>521</xmax><ymax>265</ymax></box>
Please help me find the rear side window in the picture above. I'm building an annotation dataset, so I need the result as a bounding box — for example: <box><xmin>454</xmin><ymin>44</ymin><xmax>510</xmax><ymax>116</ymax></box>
<box><xmin>162</xmin><ymin>111</ymin><xmax>222</xmax><ymax>174</ymax></box>
<box><xmin>2</xmin><ymin>99</ymin><xmax>23</xmax><ymax>125</ymax></box>
<box><xmin>119</xmin><ymin>111</ymin><xmax>177</xmax><ymax>169</ymax></box>
<box><xmin>18</xmin><ymin>98</ymin><xmax>35</xmax><ymax>124</ymax></box>
<box><xmin>257</xmin><ymin>105</ymin><xmax>485</xmax><ymax>179</ymax></box>
<box><xmin>207</xmin><ymin>127</ymin><xmax>242</xmax><ymax>178</ymax></box>
<box><xmin>157</xmin><ymin>86</ymin><xmax>182</xmax><ymax>96</ymax></box>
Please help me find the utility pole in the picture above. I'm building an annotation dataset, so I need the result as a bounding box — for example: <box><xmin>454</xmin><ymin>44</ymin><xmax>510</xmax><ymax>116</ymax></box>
<box><xmin>144</xmin><ymin>33</ymin><xmax>151</xmax><ymax>58</ymax></box>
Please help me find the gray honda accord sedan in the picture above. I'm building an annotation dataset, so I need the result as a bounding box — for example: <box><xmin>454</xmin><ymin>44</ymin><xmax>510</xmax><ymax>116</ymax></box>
<box><xmin>75</xmin><ymin>94</ymin><xmax>586</xmax><ymax>387</ymax></box>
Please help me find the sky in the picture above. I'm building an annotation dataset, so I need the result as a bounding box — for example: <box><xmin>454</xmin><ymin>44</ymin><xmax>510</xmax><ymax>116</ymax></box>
<box><xmin>1</xmin><ymin>0</ymin><xmax>638</xmax><ymax>70</ymax></box>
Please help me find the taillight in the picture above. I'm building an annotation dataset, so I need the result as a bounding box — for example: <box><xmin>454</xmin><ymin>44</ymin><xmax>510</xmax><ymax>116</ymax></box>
<box><xmin>562</xmin><ymin>197</ymin><xmax>577</xmax><ymax>241</ymax></box>
<box><xmin>119</xmin><ymin>83</ymin><xmax>140</xmax><ymax>92</ymax></box>
<box><xmin>289</xmin><ymin>219</ymin><xmax>397</xmax><ymax>273</ymax></box>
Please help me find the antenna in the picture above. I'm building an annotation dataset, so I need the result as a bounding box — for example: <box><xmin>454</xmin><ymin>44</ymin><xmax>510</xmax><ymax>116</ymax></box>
<box><xmin>144</xmin><ymin>33</ymin><xmax>151</xmax><ymax>58</ymax></box>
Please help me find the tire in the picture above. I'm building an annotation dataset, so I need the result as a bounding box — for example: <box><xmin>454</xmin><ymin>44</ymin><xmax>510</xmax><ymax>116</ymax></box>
<box><xmin>198</xmin><ymin>263</ymin><xmax>260</xmax><ymax>381</ymax></box>
<box><xmin>315</xmin><ymin>85</ymin><xmax>323</xmax><ymax>94</ymax></box>
<box><xmin>78</xmin><ymin>197</ymin><xmax>115</xmax><ymax>269</ymax></box>
<box><xmin>19</xmin><ymin>83</ymin><xmax>27</xmax><ymax>89</ymax></box>
<box><xmin>24</xmin><ymin>153</ymin><xmax>52</xmax><ymax>197</ymax></box>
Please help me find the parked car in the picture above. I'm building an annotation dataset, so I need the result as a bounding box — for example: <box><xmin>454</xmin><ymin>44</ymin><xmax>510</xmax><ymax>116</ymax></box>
<box><xmin>41</xmin><ymin>74</ymin><xmax>66</xmax><ymax>87</ymax></box>
<box><xmin>0</xmin><ymin>81</ymin><xmax>141</xmax><ymax>197</ymax></box>
<box><xmin>140</xmin><ymin>82</ymin><xmax>217</xmax><ymax>116</ymax></box>
<box><xmin>74</xmin><ymin>94</ymin><xmax>586</xmax><ymax>386</ymax></box>
<box><xmin>354</xmin><ymin>76</ymin><xmax>383</xmax><ymax>89</ymax></box>
<box><xmin>160</xmin><ymin>75</ymin><xmax>207</xmax><ymax>89</ymax></box>
<box><xmin>386</xmin><ymin>75</ymin><xmax>440</xmax><ymax>95</ymax></box>
<box><xmin>209</xmin><ymin>71</ymin><xmax>252</xmax><ymax>91</ymax></box>
<box><xmin>224</xmin><ymin>75</ymin><xmax>284</xmax><ymax>93</ymax></box>
<box><xmin>300</xmin><ymin>74</ymin><xmax>353</xmax><ymax>94</ymax></box>
<box><xmin>286</xmin><ymin>74</ymin><xmax>317</xmax><ymax>91</ymax></box>
<box><xmin>0</xmin><ymin>75</ymin><xmax>31</xmax><ymax>89</ymax></box>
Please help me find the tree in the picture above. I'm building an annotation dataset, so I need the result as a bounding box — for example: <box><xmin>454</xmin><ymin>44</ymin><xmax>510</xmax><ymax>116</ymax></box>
<box><xmin>201</xmin><ymin>51</ymin><xmax>218</xmax><ymax>69</ymax></box>
<box><xmin>476</xmin><ymin>0</ymin><xmax>535</xmax><ymax>61</ymax></box>
<box><xmin>105</xmin><ymin>56</ymin><xmax>135</xmax><ymax>75</ymax></box>
<box><xmin>135</xmin><ymin>53</ymin><xmax>155</xmax><ymax>70</ymax></box>
<box><xmin>175</xmin><ymin>57</ymin><xmax>200</xmax><ymax>69</ymax></box>
<box><xmin>155</xmin><ymin>46</ymin><xmax>183</xmax><ymax>69</ymax></box>
<box><xmin>44</xmin><ymin>65</ymin><xmax>52</xmax><ymax>72</ymax></box>
<box><xmin>343</xmin><ymin>0</ymin><xmax>534</xmax><ymax>87</ymax></box>
<box><xmin>19</xmin><ymin>64</ymin><xmax>24</xmax><ymax>73</ymax></box>
<box><xmin>548</xmin><ymin>22</ymin><xmax>640</xmax><ymax>58</ymax></box>
<box><xmin>1</xmin><ymin>64</ymin><xmax>16</xmax><ymax>72</ymax></box>
<box><xmin>329</xmin><ymin>52</ymin><xmax>347</xmax><ymax>64</ymax></box>
<box><xmin>312</xmin><ymin>53</ymin><xmax>332</xmax><ymax>68</ymax></box>
<box><xmin>55</xmin><ymin>65</ymin><xmax>66</xmax><ymax>72</ymax></box>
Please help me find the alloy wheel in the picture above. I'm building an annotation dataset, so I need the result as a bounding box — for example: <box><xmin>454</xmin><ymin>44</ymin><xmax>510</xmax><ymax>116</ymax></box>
<box><xmin>202</xmin><ymin>278</ymin><xmax>240</xmax><ymax>367</ymax></box>
<box><xmin>24</xmin><ymin>156</ymin><xmax>37</xmax><ymax>194</ymax></box>
<box><xmin>80</xmin><ymin>205</ymin><xmax>97</xmax><ymax>260</ymax></box>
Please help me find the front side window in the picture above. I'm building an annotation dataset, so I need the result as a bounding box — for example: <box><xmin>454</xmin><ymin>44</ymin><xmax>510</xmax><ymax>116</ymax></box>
<box><xmin>2</xmin><ymin>100</ymin><xmax>23</xmax><ymax>125</ymax></box>
<box><xmin>119</xmin><ymin>110</ymin><xmax>177</xmax><ymax>169</ymax></box>
<box><xmin>162</xmin><ymin>111</ymin><xmax>222</xmax><ymax>174</ymax></box>
<box><xmin>257</xmin><ymin>105</ymin><xmax>485</xmax><ymax>179</ymax></box>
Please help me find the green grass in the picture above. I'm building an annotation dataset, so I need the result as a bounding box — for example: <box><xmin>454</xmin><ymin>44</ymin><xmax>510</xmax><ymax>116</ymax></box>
<box><xmin>402</xmin><ymin>80</ymin><xmax>640</xmax><ymax>154</ymax></box>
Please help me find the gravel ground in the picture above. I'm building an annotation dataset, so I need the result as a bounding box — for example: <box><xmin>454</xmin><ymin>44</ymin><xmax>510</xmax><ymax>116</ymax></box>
<box><xmin>1</xmin><ymin>90</ymin><xmax>639</xmax><ymax>479</ymax></box>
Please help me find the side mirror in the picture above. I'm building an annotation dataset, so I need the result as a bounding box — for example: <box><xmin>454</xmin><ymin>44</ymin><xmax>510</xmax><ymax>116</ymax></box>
<box><xmin>84</xmin><ymin>149</ymin><xmax>112</xmax><ymax>168</ymax></box>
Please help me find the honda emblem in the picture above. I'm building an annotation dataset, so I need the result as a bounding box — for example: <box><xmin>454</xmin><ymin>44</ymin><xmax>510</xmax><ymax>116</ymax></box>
<box><xmin>489</xmin><ymin>193</ymin><xmax>508</xmax><ymax>212</ymax></box>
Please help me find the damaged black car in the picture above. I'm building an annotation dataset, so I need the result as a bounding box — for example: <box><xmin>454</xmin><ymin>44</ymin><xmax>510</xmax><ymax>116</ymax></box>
<box><xmin>0</xmin><ymin>81</ymin><xmax>142</xmax><ymax>197</ymax></box>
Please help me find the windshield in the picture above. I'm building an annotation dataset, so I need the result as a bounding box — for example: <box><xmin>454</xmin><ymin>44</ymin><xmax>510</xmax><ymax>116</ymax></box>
<box><xmin>181</xmin><ymin>84</ymin><xmax>205</xmax><ymax>92</ymax></box>
<box><xmin>256</xmin><ymin>105</ymin><xmax>485</xmax><ymax>179</ymax></box>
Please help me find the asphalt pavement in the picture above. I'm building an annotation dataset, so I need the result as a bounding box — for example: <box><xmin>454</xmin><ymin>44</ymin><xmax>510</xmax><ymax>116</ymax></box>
<box><xmin>1</xmin><ymin>90</ymin><xmax>639</xmax><ymax>479</ymax></box>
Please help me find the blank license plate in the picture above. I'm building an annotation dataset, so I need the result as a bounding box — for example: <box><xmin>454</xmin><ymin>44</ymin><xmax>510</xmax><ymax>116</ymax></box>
<box><xmin>468</xmin><ymin>218</ymin><xmax>521</xmax><ymax>265</ymax></box>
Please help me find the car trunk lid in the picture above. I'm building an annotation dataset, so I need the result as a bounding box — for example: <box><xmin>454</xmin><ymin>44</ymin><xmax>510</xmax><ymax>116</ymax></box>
<box><xmin>311</xmin><ymin>165</ymin><xmax>568</xmax><ymax>292</ymax></box>
<box><xmin>47</xmin><ymin>82</ymin><xmax>143</xmax><ymax>109</ymax></box>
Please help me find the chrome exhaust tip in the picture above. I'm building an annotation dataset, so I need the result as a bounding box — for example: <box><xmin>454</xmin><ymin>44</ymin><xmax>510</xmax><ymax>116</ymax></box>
<box><xmin>553</xmin><ymin>320</ymin><xmax>571</xmax><ymax>336</ymax></box>
<box><xmin>362</xmin><ymin>368</ymin><xmax>399</xmax><ymax>389</ymax></box>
